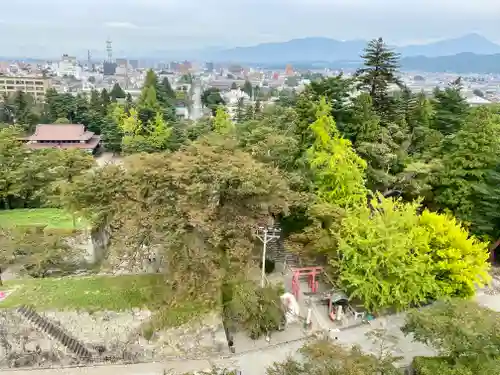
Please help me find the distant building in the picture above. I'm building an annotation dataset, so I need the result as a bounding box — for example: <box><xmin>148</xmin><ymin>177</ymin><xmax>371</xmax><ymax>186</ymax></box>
<box><xmin>209</xmin><ymin>79</ymin><xmax>245</xmax><ymax>91</ymax></box>
<box><xmin>23</xmin><ymin>124</ymin><xmax>102</xmax><ymax>154</ymax></box>
<box><xmin>103</xmin><ymin>62</ymin><xmax>117</xmax><ymax>76</ymax></box>
<box><xmin>116</xmin><ymin>58</ymin><xmax>127</xmax><ymax>67</ymax></box>
<box><xmin>169</xmin><ymin>61</ymin><xmax>180</xmax><ymax>72</ymax></box>
<box><xmin>205</xmin><ymin>62</ymin><xmax>214</xmax><ymax>72</ymax></box>
<box><xmin>129</xmin><ymin>60</ymin><xmax>139</xmax><ymax>69</ymax></box>
<box><xmin>223</xmin><ymin>89</ymin><xmax>251</xmax><ymax>119</ymax></box>
<box><xmin>466</xmin><ymin>95</ymin><xmax>493</xmax><ymax>107</ymax></box>
<box><xmin>57</xmin><ymin>54</ymin><xmax>81</xmax><ymax>78</ymax></box>
<box><xmin>0</xmin><ymin>76</ymin><xmax>51</xmax><ymax>102</ymax></box>
<box><xmin>175</xmin><ymin>107</ymin><xmax>189</xmax><ymax>120</ymax></box>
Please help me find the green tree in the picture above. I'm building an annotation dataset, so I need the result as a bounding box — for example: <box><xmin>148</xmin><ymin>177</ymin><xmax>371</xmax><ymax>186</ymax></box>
<box><xmin>242</xmin><ymin>80</ymin><xmax>253</xmax><ymax>98</ymax></box>
<box><xmin>432</xmin><ymin>77</ymin><xmax>469</xmax><ymax>136</ymax></box>
<box><xmin>139</xmin><ymin>70</ymin><xmax>175</xmax><ymax>122</ymax></box>
<box><xmin>0</xmin><ymin>126</ymin><xmax>94</xmax><ymax>209</ymax></box>
<box><xmin>349</xmin><ymin>93</ymin><xmax>409</xmax><ymax>192</ymax></box>
<box><xmin>307</xmin><ymin>98</ymin><xmax>367</xmax><ymax>209</ymax></box>
<box><xmin>254</xmin><ymin>98</ymin><xmax>262</xmax><ymax>118</ymax></box>
<box><xmin>213</xmin><ymin>106</ymin><xmax>234</xmax><ymax>135</ymax></box>
<box><xmin>285</xmin><ymin>76</ymin><xmax>299</xmax><ymax>87</ymax></box>
<box><xmin>402</xmin><ymin>300</ymin><xmax>500</xmax><ymax>374</ymax></box>
<box><xmin>54</xmin><ymin>117</ymin><xmax>70</xmax><ymax>124</ymax></box>
<box><xmin>242</xmin><ymin>103</ymin><xmax>255</xmax><ymax>121</ymax></box>
<box><xmin>9</xmin><ymin>91</ymin><xmax>40</xmax><ymax>131</ymax></box>
<box><xmin>110</xmin><ymin>83</ymin><xmax>126</xmax><ymax>101</ymax></box>
<box><xmin>267</xmin><ymin>339</ymin><xmax>400</xmax><ymax>375</ymax></box>
<box><xmin>406</xmin><ymin>91</ymin><xmax>441</xmax><ymax>157</ymax></box>
<box><xmin>44</xmin><ymin>90</ymin><xmax>77</xmax><ymax>123</ymax></box>
<box><xmin>101</xmin><ymin>103</ymin><xmax>125</xmax><ymax>152</ymax></box>
<box><xmin>126</xmin><ymin>93</ymin><xmax>133</xmax><ymax>106</ymax></box>
<box><xmin>355</xmin><ymin>37</ymin><xmax>402</xmax><ymax>119</ymax></box>
<box><xmin>432</xmin><ymin>107</ymin><xmax>500</xmax><ymax>227</ymax></box>
<box><xmin>61</xmin><ymin>137</ymin><xmax>294</xmax><ymax>303</ymax></box>
<box><xmin>50</xmin><ymin>149</ymin><xmax>96</xmax><ymax>183</ymax></box>
<box><xmin>115</xmin><ymin>106</ymin><xmax>172</xmax><ymax>154</ymax></box>
<box><xmin>161</xmin><ymin>77</ymin><xmax>176</xmax><ymax>100</ymax></box>
<box><xmin>100</xmin><ymin>88</ymin><xmax>111</xmax><ymax>111</ymax></box>
<box><xmin>469</xmin><ymin>164</ymin><xmax>500</xmax><ymax>239</ymax></box>
<box><xmin>333</xmin><ymin>197</ymin><xmax>490</xmax><ymax>312</ymax></box>
<box><xmin>276</xmin><ymin>89</ymin><xmax>298</xmax><ymax>108</ymax></box>
<box><xmin>225</xmin><ymin>282</ymin><xmax>284</xmax><ymax>339</ymax></box>
<box><xmin>473</xmin><ymin>88</ymin><xmax>484</xmax><ymax>98</ymax></box>
<box><xmin>236</xmin><ymin>105</ymin><xmax>301</xmax><ymax>172</ymax></box>
<box><xmin>305</xmin><ymin>75</ymin><xmax>354</xmax><ymax>132</ymax></box>
<box><xmin>89</xmin><ymin>89</ymin><xmax>102</xmax><ymax>112</ymax></box>
<box><xmin>201</xmin><ymin>88</ymin><xmax>225</xmax><ymax>116</ymax></box>
<box><xmin>235</xmin><ymin>97</ymin><xmax>245</xmax><ymax>123</ymax></box>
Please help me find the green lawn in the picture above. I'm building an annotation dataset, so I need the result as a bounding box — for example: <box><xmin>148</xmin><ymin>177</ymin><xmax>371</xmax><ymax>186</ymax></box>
<box><xmin>0</xmin><ymin>208</ymin><xmax>87</xmax><ymax>230</ymax></box>
<box><xmin>0</xmin><ymin>274</ymin><xmax>210</xmax><ymax>327</ymax></box>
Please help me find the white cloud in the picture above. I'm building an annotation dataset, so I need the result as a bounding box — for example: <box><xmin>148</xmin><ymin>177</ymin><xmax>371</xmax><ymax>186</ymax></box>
<box><xmin>104</xmin><ymin>22</ymin><xmax>140</xmax><ymax>29</ymax></box>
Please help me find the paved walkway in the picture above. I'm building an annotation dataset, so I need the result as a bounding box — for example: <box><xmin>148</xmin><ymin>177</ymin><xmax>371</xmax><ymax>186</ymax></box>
<box><xmin>0</xmin><ymin>341</ymin><xmax>306</xmax><ymax>375</ymax></box>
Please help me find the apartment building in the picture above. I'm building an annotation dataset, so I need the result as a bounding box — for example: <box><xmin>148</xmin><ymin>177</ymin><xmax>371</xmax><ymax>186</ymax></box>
<box><xmin>0</xmin><ymin>76</ymin><xmax>51</xmax><ymax>102</ymax></box>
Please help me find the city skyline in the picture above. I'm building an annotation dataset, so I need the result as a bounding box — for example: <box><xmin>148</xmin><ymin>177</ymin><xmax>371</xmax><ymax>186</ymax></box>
<box><xmin>1</xmin><ymin>0</ymin><xmax>500</xmax><ymax>58</ymax></box>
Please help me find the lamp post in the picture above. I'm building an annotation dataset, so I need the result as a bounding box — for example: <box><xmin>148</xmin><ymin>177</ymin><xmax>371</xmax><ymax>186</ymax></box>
<box><xmin>256</xmin><ymin>226</ymin><xmax>281</xmax><ymax>288</ymax></box>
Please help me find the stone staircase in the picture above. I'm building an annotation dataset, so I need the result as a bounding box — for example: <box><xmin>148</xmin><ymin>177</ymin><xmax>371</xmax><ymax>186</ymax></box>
<box><xmin>264</xmin><ymin>225</ymin><xmax>308</xmax><ymax>272</ymax></box>
<box><xmin>16</xmin><ymin>305</ymin><xmax>94</xmax><ymax>360</ymax></box>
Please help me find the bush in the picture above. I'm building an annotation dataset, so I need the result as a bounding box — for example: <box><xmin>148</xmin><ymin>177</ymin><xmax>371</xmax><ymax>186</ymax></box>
<box><xmin>225</xmin><ymin>281</ymin><xmax>284</xmax><ymax>339</ymax></box>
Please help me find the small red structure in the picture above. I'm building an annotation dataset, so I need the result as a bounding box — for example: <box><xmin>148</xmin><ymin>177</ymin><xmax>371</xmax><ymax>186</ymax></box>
<box><xmin>290</xmin><ymin>266</ymin><xmax>323</xmax><ymax>301</ymax></box>
<box><xmin>23</xmin><ymin>124</ymin><xmax>102</xmax><ymax>154</ymax></box>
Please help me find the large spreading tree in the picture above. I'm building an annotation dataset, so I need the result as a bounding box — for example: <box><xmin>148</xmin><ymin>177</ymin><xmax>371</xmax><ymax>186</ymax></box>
<box><xmin>61</xmin><ymin>133</ymin><xmax>296</xmax><ymax>302</ymax></box>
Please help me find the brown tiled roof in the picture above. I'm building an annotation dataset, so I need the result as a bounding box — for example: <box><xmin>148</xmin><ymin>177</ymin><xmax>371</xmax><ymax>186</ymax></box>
<box><xmin>27</xmin><ymin>124</ymin><xmax>95</xmax><ymax>141</ymax></box>
<box><xmin>25</xmin><ymin>135</ymin><xmax>101</xmax><ymax>150</ymax></box>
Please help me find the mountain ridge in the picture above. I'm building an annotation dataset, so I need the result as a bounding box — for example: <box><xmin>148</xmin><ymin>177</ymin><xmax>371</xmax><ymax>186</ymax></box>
<box><xmin>203</xmin><ymin>33</ymin><xmax>500</xmax><ymax>64</ymax></box>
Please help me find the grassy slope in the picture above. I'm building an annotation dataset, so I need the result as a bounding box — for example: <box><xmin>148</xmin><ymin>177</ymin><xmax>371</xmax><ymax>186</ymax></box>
<box><xmin>0</xmin><ymin>208</ymin><xmax>88</xmax><ymax>230</ymax></box>
<box><xmin>0</xmin><ymin>274</ymin><xmax>210</xmax><ymax>327</ymax></box>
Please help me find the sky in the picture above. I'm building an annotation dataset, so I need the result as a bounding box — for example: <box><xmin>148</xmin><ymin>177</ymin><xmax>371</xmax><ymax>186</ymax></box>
<box><xmin>2</xmin><ymin>0</ymin><xmax>500</xmax><ymax>58</ymax></box>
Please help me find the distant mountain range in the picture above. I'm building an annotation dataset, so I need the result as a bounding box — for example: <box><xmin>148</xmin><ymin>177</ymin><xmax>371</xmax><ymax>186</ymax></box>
<box><xmin>400</xmin><ymin>53</ymin><xmax>500</xmax><ymax>74</ymax></box>
<box><xmin>199</xmin><ymin>33</ymin><xmax>500</xmax><ymax>73</ymax></box>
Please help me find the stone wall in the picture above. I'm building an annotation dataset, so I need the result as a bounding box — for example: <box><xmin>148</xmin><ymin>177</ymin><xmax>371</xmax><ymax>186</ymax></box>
<box><xmin>65</xmin><ymin>224</ymin><xmax>110</xmax><ymax>265</ymax></box>
<box><xmin>0</xmin><ymin>309</ymin><xmax>228</xmax><ymax>369</ymax></box>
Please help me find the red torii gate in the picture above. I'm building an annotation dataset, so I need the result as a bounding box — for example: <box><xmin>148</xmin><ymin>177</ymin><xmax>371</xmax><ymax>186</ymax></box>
<box><xmin>290</xmin><ymin>266</ymin><xmax>323</xmax><ymax>301</ymax></box>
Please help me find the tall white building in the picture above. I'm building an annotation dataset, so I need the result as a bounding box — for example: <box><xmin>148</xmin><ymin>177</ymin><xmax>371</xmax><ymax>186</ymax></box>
<box><xmin>57</xmin><ymin>54</ymin><xmax>81</xmax><ymax>79</ymax></box>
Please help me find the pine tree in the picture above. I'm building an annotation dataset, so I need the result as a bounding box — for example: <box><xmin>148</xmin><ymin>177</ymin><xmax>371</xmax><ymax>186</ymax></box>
<box><xmin>243</xmin><ymin>104</ymin><xmax>255</xmax><ymax>121</ymax></box>
<box><xmin>432</xmin><ymin>77</ymin><xmax>469</xmax><ymax>136</ymax></box>
<box><xmin>161</xmin><ymin>77</ymin><xmax>176</xmax><ymax>100</ymax></box>
<box><xmin>242</xmin><ymin>80</ymin><xmax>253</xmax><ymax>98</ymax></box>
<box><xmin>235</xmin><ymin>97</ymin><xmax>245</xmax><ymax>123</ymax></box>
<box><xmin>126</xmin><ymin>93</ymin><xmax>133</xmax><ymax>106</ymax></box>
<box><xmin>433</xmin><ymin>107</ymin><xmax>500</xmax><ymax>224</ymax></box>
<box><xmin>254</xmin><ymin>98</ymin><xmax>262</xmax><ymax>118</ymax></box>
<box><xmin>349</xmin><ymin>93</ymin><xmax>409</xmax><ymax>192</ymax></box>
<box><xmin>355</xmin><ymin>38</ymin><xmax>402</xmax><ymax>119</ymax></box>
<box><xmin>406</xmin><ymin>91</ymin><xmax>441</xmax><ymax>157</ymax></box>
<box><xmin>110</xmin><ymin>83</ymin><xmax>126</xmax><ymax>101</ymax></box>
<box><xmin>100</xmin><ymin>89</ymin><xmax>111</xmax><ymax>113</ymax></box>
